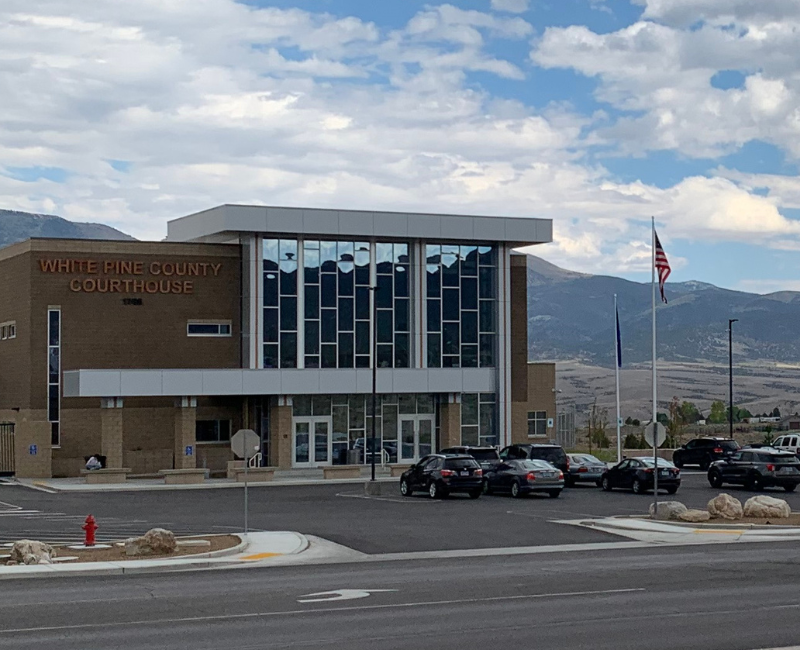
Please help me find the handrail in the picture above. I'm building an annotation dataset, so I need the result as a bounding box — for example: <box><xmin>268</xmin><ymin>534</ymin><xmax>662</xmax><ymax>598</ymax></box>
<box><xmin>248</xmin><ymin>452</ymin><xmax>262</xmax><ymax>468</ymax></box>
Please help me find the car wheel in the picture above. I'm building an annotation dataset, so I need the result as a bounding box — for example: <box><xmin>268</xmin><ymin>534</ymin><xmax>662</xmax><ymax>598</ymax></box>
<box><xmin>784</xmin><ymin>484</ymin><xmax>797</xmax><ymax>493</ymax></box>
<box><xmin>548</xmin><ymin>489</ymin><xmax>562</xmax><ymax>498</ymax></box>
<box><xmin>429</xmin><ymin>481</ymin><xmax>442</xmax><ymax>499</ymax></box>
<box><xmin>400</xmin><ymin>479</ymin><xmax>412</xmax><ymax>497</ymax></box>
<box><xmin>510</xmin><ymin>480</ymin><xmax>523</xmax><ymax>499</ymax></box>
<box><xmin>666</xmin><ymin>486</ymin><xmax>678</xmax><ymax>495</ymax></box>
<box><xmin>482</xmin><ymin>479</ymin><xmax>493</xmax><ymax>496</ymax></box>
<box><xmin>595</xmin><ymin>479</ymin><xmax>603</xmax><ymax>488</ymax></box>
<box><xmin>673</xmin><ymin>456</ymin><xmax>684</xmax><ymax>469</ymax></box>
<box><xmin>601</xmin><ymin>477</ymin><xmax>612</xmax><ymax>492</ymax></box>
<box><xmin>708</xmin><ymin>470</ymin><xmax>723</xmax><ymax>489</ymax></box>
<box><xmin>632</xmin><ymin>479</ymin><xmax>645</xmax><ymax>495</ymax></box>
<box><xmin>699</xmin><ymin>457</ymin><xmax>711</xmax><ymax>471</ymax></box>
<box><xmin>746</xmin><ymin>474</ymin><xmax>763</xmax><ymax>492</ymax></box>
<box><xmin>468</xmin><ymin>488</ymin><xmax>482</xmax><ymax>499</ymax></box>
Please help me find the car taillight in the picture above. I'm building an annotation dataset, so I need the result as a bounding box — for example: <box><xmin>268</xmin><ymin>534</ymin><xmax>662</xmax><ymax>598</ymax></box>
<box><xmin>558</xmin><ymin>471</ymin><xmax>564</xmax><ymax>479</ymax></box>
<box><xmin>526</xmin><ymin>472</ymin><xmax>536</xmax><ymax>481</ymax></box>
<box><xmin>766</xmin><ymin>464</ymin><xmax>775</xmax><ymax>472</ymax></box>
<box><xmin>566</xmin><ymin>460</ymin><xmax>570</xmax><ymax>470</ymax></box>
<box><xmin>441</xmin><ymin>469</ymin><xmax>454</xmax><ymax>477</ymax></box>
<box><xmin>714</xmin><ymin>447</ymin><xmax>723</xmax><ymax>453</ymax></box>
<box><xmin>644</xmin><ymin>468</ymin><xmax>653</xmax><ymax>474</ymax></box>
<box><xmin>578</xmin><ymin>467</ymin><xmax>588</xmax><ymax>473</ymax></box>
<box><xmin>475</xmin><ymin>468</ymin><xmax>483</xmax><ymax>477</ymax></box>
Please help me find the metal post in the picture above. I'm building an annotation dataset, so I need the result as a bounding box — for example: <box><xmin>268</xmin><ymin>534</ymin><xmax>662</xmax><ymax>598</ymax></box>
<box><xmin>651</xmin><ymin>218</ymin><xmax>658</xmax><ymax>511</ymax></box>
<box><xmin>371</xmin><ymin>285</ymin><xmax>378</xmax><ymax>482</ymax></box>
<box><xmin>729</xmin><ymin>319</ymin><xmax>738</xmax><ymax>437</ymax></box>
<box><xmin>244</xmin><ymin>447</ymin><xmax>249</xmax><ymax>535</ymax></box>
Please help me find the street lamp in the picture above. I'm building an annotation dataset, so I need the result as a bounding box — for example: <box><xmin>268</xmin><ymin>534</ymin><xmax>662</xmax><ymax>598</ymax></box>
<box><xmin>370</xmin><ymin>284</ymin><xmax>378</xmax><ymax>482</ymax></box>
<box><xmin>729</xmin><ymin>319</ymin><xmax>738</xmax><ymax>437</ymax></box>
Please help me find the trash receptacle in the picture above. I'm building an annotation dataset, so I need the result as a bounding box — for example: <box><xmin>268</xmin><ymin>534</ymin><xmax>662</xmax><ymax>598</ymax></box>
<box><xmin>347</xmin><ymin>449</ymin><xmax>361</xmax><ymax>465</ymax></box>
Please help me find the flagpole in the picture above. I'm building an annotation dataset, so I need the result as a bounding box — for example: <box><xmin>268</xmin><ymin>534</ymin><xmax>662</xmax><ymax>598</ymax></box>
<box><xmin>652</xmin><ymin>217</ymin><xmax>658</xmax><ymax>509</ymax></box>
<box><xmin>615</xmin><ymin>294</ymin><xmax>622</xmax><ymax>465</ymax></box>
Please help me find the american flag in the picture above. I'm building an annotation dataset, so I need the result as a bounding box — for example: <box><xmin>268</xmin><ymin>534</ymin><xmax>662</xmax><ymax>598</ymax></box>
<box><xmin>654</xmin><ymin>229</ymin><xmax>671</xmax><ymax>304</ymax></box>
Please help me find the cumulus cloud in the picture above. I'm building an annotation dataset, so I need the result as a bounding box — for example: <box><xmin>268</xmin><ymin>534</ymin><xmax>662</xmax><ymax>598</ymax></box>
<box><xmin>491</xmin><ymin>0</ymin><xmax>530</xmax><ymax>14</ymax></box>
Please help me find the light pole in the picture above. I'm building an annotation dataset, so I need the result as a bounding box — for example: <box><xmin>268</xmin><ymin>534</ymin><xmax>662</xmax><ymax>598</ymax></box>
<box><xmin>729</xmin><ymin>319</ymin><xmax>738</xmax><ymax>437</ymax></box>
<box><xmin>370</xmin><ymin>284</ymin><xmax>378</xmax><ymax>482</ymax></box>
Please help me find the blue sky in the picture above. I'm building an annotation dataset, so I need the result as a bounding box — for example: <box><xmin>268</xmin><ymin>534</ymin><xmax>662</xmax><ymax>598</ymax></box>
<box><xmin>1</xmin><ymin>0</ymin><xmax>800</xmax><ymax>293</ymax></box>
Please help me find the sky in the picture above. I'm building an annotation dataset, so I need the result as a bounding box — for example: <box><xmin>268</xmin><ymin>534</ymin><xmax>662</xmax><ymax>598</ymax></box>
<box><xmin>2</xmin><ymin>0</ymin><xmax>800</xmax><ymax>293</ymax></box>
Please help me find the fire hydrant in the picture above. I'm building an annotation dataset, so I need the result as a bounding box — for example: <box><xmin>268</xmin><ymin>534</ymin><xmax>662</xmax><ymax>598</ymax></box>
<box><xmin>82</xmin><ymin>515</ymin><xmax>98</xmax><ymax>547</ymax></box>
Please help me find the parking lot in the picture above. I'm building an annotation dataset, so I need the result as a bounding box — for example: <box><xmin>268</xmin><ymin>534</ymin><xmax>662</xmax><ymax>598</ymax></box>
<box><xmin>1</xmin><ymin>470</ymin><xmax>799</xmax><ymax>553</ymax></box>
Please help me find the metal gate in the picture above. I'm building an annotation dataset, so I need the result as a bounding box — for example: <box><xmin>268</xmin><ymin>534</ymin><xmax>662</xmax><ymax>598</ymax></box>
<box><xmin>0</xmin><ymin>423</ymin><xmax>15</xmax><ymax>476</ymax></box>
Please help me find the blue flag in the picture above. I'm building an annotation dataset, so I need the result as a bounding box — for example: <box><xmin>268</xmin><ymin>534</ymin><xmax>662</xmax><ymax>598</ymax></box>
<box><xmin>615</xmin><ymin>306</ymin><xmax>622</xmax><ymax>368</ymax></box>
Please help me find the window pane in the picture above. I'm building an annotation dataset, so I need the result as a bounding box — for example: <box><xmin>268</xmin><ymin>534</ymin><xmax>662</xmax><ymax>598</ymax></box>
<box><xmin>427</xmin><ymin>299</ymin><xmax>440</xmax><ymax>333</ymax></box>
<box><xmin>293</xmin><ymin>395</ymin><xmax>312</xmax><ymax>416</ymax></box>
<box><xmin>338</xmin><ymin>297</ymin><xmax>354</xmax><ymax>332</ymax></box>
<box><xmin>427</xmin><ymin>334</ymin><xmax>441</xmax><ymax>367</ymax></box>
<box><xmin>394</xmin><ymin>243</ymin><xmax>409</xmax><ymax>264</ymax></box>
<box><xmin>462</xmin><ymin>394</ymin><xmax>478</xmax><ymax>425</ymax></box>
<box><xmin>479</xmin><ymin>266</ymin><xmax>496</xmax><ymax>299</ymax></box>
<box><xmin>377</xmin><ymin>344</ymin><xmax>393</xmax><ymax>368</ymax></box>
<box><xmin>443</xmin><ymin>355</ymin><xmax>459</xmax><ymax>368</ymax></box>
<box><xmin>461</xmin><ymin>245</ymin><xmax>478</xmax><ymax>276</ymax></box>
<box><xmin>48</xmin><ymin>385</ymin><xmax>59</xmax><ymax>421</ymax></box>
<box><xmin>395</xmin><ymin>333</ymin><xmax>409</xmax><ymax>368</ymax></box>
<box><xmin>377</xmin><ymin>274</ymin><xmax>393</xmax><ymax>308</ymax></box>
<box><xmin>479</xmin><ymin>245</ymin><xmax>496</xmax><ymax>266</ymax></box>
<box><xmin>355</xmin><ymin>321</ymin><xmax>370</xmax><ymax>355</ymax></box>
<box><xmin>321</xmin><ymin>309</ymin><xmax>336</xmax><ymax>342</ymax></box>
<box><xmin>305</xmin><ymin>355</ymin><xmax>320</xmax><ymax>368</ymax></box>
<box><xmin>188</xmin><ymin>323</ymin><xmax>219</xmax><ymax>335</ymax></box>
<box><xmin>263</xmin><ymin>239</ymin><xmax>279</xmax><ymax>269</ymax></box>
<box><xmin>321</xmin><ymin>344</ymin><xmax>337</xmax><ymax>368</ymax></box>
<box><xmin>462</xmin><ymin>311</ymin><xmax>478</xmax><ymax>343</ymax></box>
<box><xmin>461</xmin><ymin>345</ymin><xmax>478</xmax><ymax>368</ymax></box>
<box><xmin>321</xmin><ymin>273</ymin><xmax>336</xmax><ymax>307</ymax></box>
<box><xmin>480</xmin><ymin>334</ymin><xmax>495</xmax><ymax>367</ymax></box>
<box><xmin>395</xmin><ymin>265</ymin><xmax>409</xmax><ymax>297</ymax></box>
<box><xmin>312</xmin><ymin>395</ymin><xmax>332</xmax><ymax>416</ymax></box>
<box><xmin>426</xmin><ymin>244</ymin><xmax>441</xmax><ymax>263</ymax></box>
<box><xmin>442</xmin><ymin>288</ymin><xmax>459</xmax><ymax>321</ymax></box>
<box><xmin>479</xmin><ymin>300</ymin><xmax>495</xmax><ymax>333</ymax></box>
<box><xmin>395</xmin><ymin>299</ymin><xmax>409</xmax><ymax>332</ymax></box>
<box><xmin>461</xmin><ymin>277</ymin><xmax>477</xmax><ymax>310</ymax></box>
<box><xmin>355</xmin><ymin>286</ymin><xmax>370</xmax><ymax>320</ymax></box>
<box><xmin>377</xmin><ymin>310</ymin><xmax>393</xmax><ymax>343</ymax></box>
<box><xmin>338</xmin><ymin>263</ymin><xmax>354</xmax><ymax>296</ymax></box>
<box><xmin>280</xmin><ymin>260</ymin><xmax>297</xmax><ymax>295</ymax></box>
<box><xmin>338</xmin><ymin>333</ymin><xmax>354</xmax><ymax>368</ymax></box>
<box><xmin>263</xmin><ymin>309</ymin><xmax>279</xmax><ymax>342</ymax></box>
<box><xmin>264</xmin><ymin>344</ymin><xmax>279</xmax><ymax>368</ymax></box>
<box><xmin>49</xmin><ymin>349</ymin><xmax>60</xmax><ymax>383</ymax></box>
<box><xmin>280</xmin><ymin>297</ymin><xmax>297</xmax><ymax>331</ymax></box>
<box><xmin>305</xmin><ymin>321</ymin><xmax>319</xmax><ymax>354</ymax></box>
<box><xmin>442</xmin><ymin>255</ymin><xmax>459</xmax><ymax>287</ymax></box>
<box><xmin>263</xmin><ymin>272</ymin><xmax>278</xmax><ymax>306</ymax></box>
<box><xmin>320</xmin><ymin>241</ymin><xmax>337</xmax><ymax>273</ymax></box>
<box><xmin>49</xmin><ymin>310</ymin><xmax>60</xmax><ymax>346</ymax></box>
<box><xmin>461</xmin><ymin>425</ymin><xmax>479</xmax><ymax>446</ymax></box>
<box><xmin>305</xmin><ymin>285</ymin><xmax>319</xmax><ymax>319</ymax></box>
<box><xmin>280</xmin><ymin>332</ymin><xmax>297</xmax><ymax>368</ymax></box>
<box><xmin>280</xmin><ymin>239</ymin><xmax>297</xmax><ymax>261</ymax></box>
<box><xmin>427</xmin><ymin>265</ymin><xmax>440</xmax><ymax>297</ymax></box>
<box><xmin>356</xmin><ymin>355</ymin><xmax>370</xmax><ymax>368</ymax></box>
<box><xmin>443</xmin><ymin>322</ymin><xmax>459</xmax><ymax>355</ymax></box>
<box><xmin>304</xmin><ymin>249</ymin><xmax>319</xmax><ymax>284</ymax></box>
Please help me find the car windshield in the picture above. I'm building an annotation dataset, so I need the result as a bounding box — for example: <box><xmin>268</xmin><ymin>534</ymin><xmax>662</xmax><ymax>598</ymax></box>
<box><xmin>639</xmin><ymin>458</ymin><xmax>676</xmax><ymax>468</ymax></box>
<box><xmin>528</xmin><ymin>448</ymin><xmax>566</xmax><ymax>464</ymax></box>
<box><xmin>469</xmin><ymin>449</ymin><xmax>500</xmax><ymax>461</ymax></box>
<box><xmin>444</xmin><ymin>458</ymin><xmax>479</xmax><ymax>469</ymax></box>
<box><xmin>517</xmin><ymin>460</ymin><xmax>553</xmax><ymax>470</ymax></box>
<box><xmin>719</xmin><ymin>441</ymin><xmax>739</xmax><ymax>450</ymax></box>
<box><xmin>574</xmin><ymin>454</ymin><xmax>602</xmax><ymax>464</ymax></box>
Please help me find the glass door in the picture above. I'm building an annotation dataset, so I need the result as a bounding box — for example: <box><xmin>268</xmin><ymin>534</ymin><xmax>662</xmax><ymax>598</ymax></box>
<box><xmin>399</xmin><ymin>415</ymin><xmax>436</xmax><ymax>463</ymax></box>
<box><xmin>293</xmin><ymin>417</ymin><xmax>332</xmax><ymax>467</ymax></box>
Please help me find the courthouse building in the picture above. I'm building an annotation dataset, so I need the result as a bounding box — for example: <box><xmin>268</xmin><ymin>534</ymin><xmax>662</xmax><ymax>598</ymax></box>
<box><xmin>0</xmin><ymin>205</ymin><xmax>555</xmax><ymax>478</ymax></box>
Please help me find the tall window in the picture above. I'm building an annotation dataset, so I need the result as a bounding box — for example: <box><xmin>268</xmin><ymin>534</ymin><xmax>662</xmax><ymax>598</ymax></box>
<box><xmin>461</xmin><ymin>393</ymin><xmax>497</xmax><ymax>446</ymax></box>
<box><xmin>426</xmin><ymin>244</ymin><xmax>496</xmax><ymax>368</ymax></box>
<box><xmin>48</xmin><ymin>309</ymin><xmax>61</xmax><ymax>447</ymax></box>
<box><xmin>263</xmin><ymin>239</ymin><xmax>297</xmax><ymax>368</ymax></box>
<box><xmin>528</xmin><ymin>410</ymin><xmax>547</xmax><ymax>437</ymax></box>
<box><xmin>304</xmin><ymin>240</ymin><xmax>371</xmax><ymax>368</ymax></box>
<box><xmin>375</xmin><ymin>243</ymin><xmax>410</xmax><ymax>368</ymax></box>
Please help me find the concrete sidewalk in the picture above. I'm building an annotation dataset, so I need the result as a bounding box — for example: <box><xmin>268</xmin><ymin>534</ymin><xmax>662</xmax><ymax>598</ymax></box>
<box><xmin>0</xmin><ymin>531</ymin><xmax>309</xmax><ymax>580</ymax></box>
<box><xmin>17</xmin><ymin>474</ymin><xmax>398</xmax><ymax>493</ymax></box>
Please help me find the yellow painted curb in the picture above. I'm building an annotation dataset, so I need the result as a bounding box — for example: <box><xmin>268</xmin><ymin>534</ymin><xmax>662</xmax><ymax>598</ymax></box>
<box><xmin>240</xmin><ymin>552</ymin><xmax>283</xmax><ymax>561</ymax></box>
<box><xmin>693</xmin><ymin>529</ymin><xmax>744</xmax><ymax>535</ymax></box>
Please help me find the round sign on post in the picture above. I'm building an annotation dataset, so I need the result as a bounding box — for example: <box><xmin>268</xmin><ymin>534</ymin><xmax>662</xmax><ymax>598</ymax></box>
<box><xmin>231</xmin><ymin>429</ymin><xmax>260</xmax><ymax>460</ymax></box>
<box><xmin>644</xmin><ymin>422</ymin><xmax>667</xmax><ymax>448</ymax></box>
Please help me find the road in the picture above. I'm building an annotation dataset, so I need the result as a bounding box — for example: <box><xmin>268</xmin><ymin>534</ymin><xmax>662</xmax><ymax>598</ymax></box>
<box><xmin>0</xmin><ymin>471</ymin><xmax>797</xmax><ymax>551</ymax></box>
<box><xmin>1</xmin><ymin>542</ymin><xmax>799</xmax><ymax>649</ymax></box>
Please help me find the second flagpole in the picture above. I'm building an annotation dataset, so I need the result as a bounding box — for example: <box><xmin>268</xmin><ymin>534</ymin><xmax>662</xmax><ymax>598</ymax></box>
<box><xmin>652</xmin><ymin>217</ymin><xmax>658</xmax><ymax>511</ymax></box>
<box><xmin>615</xmin><ymin>294</ymin><xmax>621</xmax><ymax>465</ymax></box>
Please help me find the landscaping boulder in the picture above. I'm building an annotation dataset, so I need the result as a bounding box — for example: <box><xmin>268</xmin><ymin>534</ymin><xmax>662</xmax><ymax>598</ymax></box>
<box><xmin>124</xmin><ymin>528</ymin><xmax>177</xmax><ymax>557</ymax></box>
<box><xmin>707</xmin><ymin>493</ymin><xmax>743</xmax><ymax>520</ymax></box>
<box><xmin>649</xmin><ymin>501</ymin><xmax>688</xmax><ymax>521</ymax></box>
<box><xmin>743</xmin><ymin>495</ymin><xmax>791</xmax><ymax>519</ymax></box>
<box><xmin>678</xmin><ymin>509</ymin><xmax>711</xmax><ymax>523</ymax></box>
<box><xmin>8</xmin><ymin>540</ymin><xmax>56</xmax><ymax>565</ymax></box>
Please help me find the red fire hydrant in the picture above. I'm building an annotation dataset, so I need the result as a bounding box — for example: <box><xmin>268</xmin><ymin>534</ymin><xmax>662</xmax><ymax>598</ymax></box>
<box><xmin>83</xmin><ymin>515</ymin><xmax>98</xmax><ymax>547</ymax></box>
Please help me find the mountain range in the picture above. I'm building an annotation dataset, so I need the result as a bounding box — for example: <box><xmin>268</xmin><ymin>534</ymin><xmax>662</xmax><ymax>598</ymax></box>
<box><xmin>527</xmin><ymin>255</ymin><xmax>800</xmax><ymax>366</ymax></box>
<box><xmin>0</xmin><ymin>209</ymin><xmax>133</xmax><ymax>248</ymax></box>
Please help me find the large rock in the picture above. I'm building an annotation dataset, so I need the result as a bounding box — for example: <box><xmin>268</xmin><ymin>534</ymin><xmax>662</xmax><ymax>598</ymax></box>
<box><xmin>707</xmin><ymin>493</ymin><xmax>743</xmax><ymax>520</ymax></box>
<box><xmin>678</xmin><ymin>509</ymin><xmax>712</xmax><ymax>523</ymax></box>
<box><xmin>649</xmin><ymin>501</ymin><xmax>688</xmax><ymax>521</ymax></box>
<box><xmin>124</xmin><ymin>528</ymin><xmax>177</xmax><ymax>557</ymax></box>
<box><xmin>8</xmin><ymin>540</ymin><xmax>56</xmax><ymax>565</ymax></box>
<box><xmin>743</xmin><ymin>495</ymin><xmax>791</xmax><ymax>519</ymax></box>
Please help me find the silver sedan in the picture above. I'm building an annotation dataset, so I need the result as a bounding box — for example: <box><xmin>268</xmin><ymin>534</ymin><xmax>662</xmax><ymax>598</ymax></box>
<box><xmin>566</xmin><ymin>454</ymin><xmax>608</xmax><ymax>486</ymax></box>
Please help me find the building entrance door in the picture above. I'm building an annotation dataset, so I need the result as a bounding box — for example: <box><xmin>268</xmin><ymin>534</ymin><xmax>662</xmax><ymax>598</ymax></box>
<box><xmin>399</xmin><ymin>415</ymin><xmax>434</xmax><ymax>463</ymax></box>
<box><xmin>293</xmin><ymin>417</ymin><xmax>332</xmax><ymax>467</ymax></box>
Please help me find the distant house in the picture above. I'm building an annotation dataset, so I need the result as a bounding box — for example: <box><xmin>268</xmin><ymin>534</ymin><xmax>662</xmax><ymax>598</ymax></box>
<box><xmin>780</xmin><ymin>416</ymin><xmax>800</xmax><ymax>431</ymax></box>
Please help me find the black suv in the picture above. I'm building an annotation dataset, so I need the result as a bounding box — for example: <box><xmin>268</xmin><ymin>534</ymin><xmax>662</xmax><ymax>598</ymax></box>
<box><xmin>708</xmin><ymin>448</ymin><xmax>800</xmax><ymax>492</ymax></box>
<box><xmin>499</xmin><ymin>444</ymin><xmax>569</xmax><ymax>481</ymax></box>
<box><xmin>400</xmin><ymin>454</ymin><xmax>483</xmax><ymax>499</ymax></box>
<box><xmin>440</xmin><ymin>446</ymin><xmax>500</xmax><ymax>473</ymax></box>
<box><xmin>673</xmin><ymin>437</ymin><xmax>740</xmax><ymax>470</ymax></box>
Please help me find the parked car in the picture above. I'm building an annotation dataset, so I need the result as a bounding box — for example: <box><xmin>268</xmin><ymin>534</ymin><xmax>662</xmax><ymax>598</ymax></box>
<box><xmin>440</xmin><ymin>446</ymin><xmax>500</xmax><ymax>473</ymax></box>
<box><xmin>600</xmin><ymin>457</ymin><xmax>681</xmax><ymax>494</ymax></box>
<box><xmin>566</xmin><ymin>454</ymin><xmax>607</xmax><ymax>486</ymax></box>
<box><xmin>772</xmin><ymin>435</ymin><xmax>800</xmax><ymax>457</ymax></box>
<box><xmin>672</xmin><ymin>437</ymin><xmax>740</xmax><ymax>470</ymax></box>
<box><xmin>499</xmin><ymin>444</ymin><xmax>569</xmax><ymax>481</ymax></box>
<box><xmin>400</xmin><ymin>454</ymin><xmax>483</xmax><ymax>499</ymax></box>
<box><xmin>708</xmin><ymin>448</ymin><xmax>800</xmax><ymax>492</ymax></box>
<box><xmin>483</xmin><ymin>459</ymin><xmax>564</xmax><ymax>498</ymax></box>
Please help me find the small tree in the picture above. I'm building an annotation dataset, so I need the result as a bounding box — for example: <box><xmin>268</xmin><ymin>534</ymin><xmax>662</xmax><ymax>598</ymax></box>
<box><xmin>708</xmin><ymin>400</ymin><xmax>727</xmax><ymax>424</ymax></box>
<box><xmin>772</xmin><ymin>407</ymin><xmax>782</xmax><ymax>418</ymax></box>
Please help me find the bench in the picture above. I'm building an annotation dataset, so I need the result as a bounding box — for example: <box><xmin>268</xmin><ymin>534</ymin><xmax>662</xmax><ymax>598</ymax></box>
<box><xmin>159</xmin><ymin>469</ymin><xmax>208</xmax><ymax>485</ymax></box>
<box><xmin>231</xmin><ymin>467</ymin><xmax>276</xmax><ymax>483</ymax></box>
<box><xmin>81</xmin><ymin>468</ymin><xmax>132</xmax><ymax>484</ymax></box>
<box><xmin>322</xmin><ymin>465</ymin><xmax>362</xmax><ymax>480</ymax></box>
<box><xmin>389</xmin><ymin>464</ymin><xmax>413</xmax><ymax>477</ymax></box>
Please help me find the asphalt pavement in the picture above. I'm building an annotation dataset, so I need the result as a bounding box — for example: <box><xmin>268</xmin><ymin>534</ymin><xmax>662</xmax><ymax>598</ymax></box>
<box><xmin>1</xmin><ymin>471</ymin><xmax>798</xmax><ymax>552</ymax></box>
<box><xmin>1</xmin><ymin>542</ymin><xmax>799</xmax><ymax>649</ymax></box>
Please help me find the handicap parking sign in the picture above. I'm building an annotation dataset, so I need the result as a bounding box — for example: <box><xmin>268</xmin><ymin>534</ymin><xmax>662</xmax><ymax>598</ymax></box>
<box><xmin>185</xmin><ymin>445</ymin><xmax>193</xmax><ymax>456</ymax></box>
<box><xmin>29</xmin><ymin>444</ymin><xmax>37</xmax><ymax>455</ymax></box>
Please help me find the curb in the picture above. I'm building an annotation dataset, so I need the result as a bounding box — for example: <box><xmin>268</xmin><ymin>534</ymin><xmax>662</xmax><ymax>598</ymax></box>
<box><xmin>613</xmin><ymin>514</ymin><xmax>800</xmax><ymax>531</ymax></box>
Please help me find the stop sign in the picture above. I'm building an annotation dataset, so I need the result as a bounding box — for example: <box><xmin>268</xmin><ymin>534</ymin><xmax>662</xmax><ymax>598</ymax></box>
<box><xmin>230</xmin><ymin>429</ymin><xmax>260</xmax><ymax>460</ymax></box>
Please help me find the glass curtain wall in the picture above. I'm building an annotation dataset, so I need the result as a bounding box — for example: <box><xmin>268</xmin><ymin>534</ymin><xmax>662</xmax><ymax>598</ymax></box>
<box><xmin>426</xmin><ymin>244</ymin><xmax>496</xmax><ymax>368</ymax></box>
<box><xmin>461</xmin><ymin>393</ymin><xmax>497</xmax><ymax>447</ymax></box>
<box><xmin>375</xmin><ymin>243</ymin><xmax>410</xmax><ymax>368</ymax></box>
<box><xmin>263</xmin><ymin>239</ymin><xmax>298</xmax><ymax>368</ymax></box>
